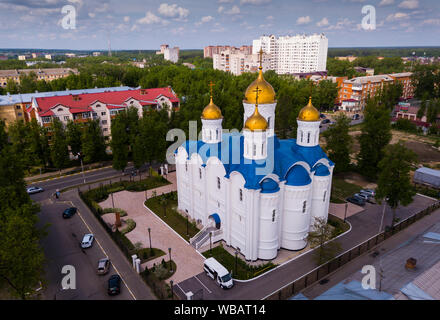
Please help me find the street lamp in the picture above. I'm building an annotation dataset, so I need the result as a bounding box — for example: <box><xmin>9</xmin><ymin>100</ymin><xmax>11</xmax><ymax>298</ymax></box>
<box><xmin>170</xmin><ymin>280</ymin><xmax>174</xmax><ymax>300</ymax></box>
<box><xmin>111</xmin><ymin>192</ymin><xmax>115</xmax><ymax>209</ymax></box>
<box><xmin>235</xmin><ymin>250</ymin><xmax>239</xmax><ymax>276</ymax></box>
<box><xmin>168</xmin><ymin>247</ymin><xmax>173</xmax><ymax>272</ymax></box>
<box><xmin>344</xmin><ymin>202</ymin><xmax>348</xmax><ymax>223</ymax></box>
<box><xmin>78</xmin><ymin>152</ymin><xmax>86</xmax><ymax>184</ymax></box>
<box><xmin>186</xmin><ymin>214</ymin><xmax>189</xmax><ymax>236</ymax></box>
<box><xmin>147</xmin><ymin>227</ymin><xmax>152</xmax><ymax>252</ymax></box>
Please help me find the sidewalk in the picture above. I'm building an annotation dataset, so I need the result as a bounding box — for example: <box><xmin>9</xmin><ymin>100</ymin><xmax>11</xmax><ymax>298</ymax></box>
<box><xmin>99</xmin><ymin>172</ymin><xmax>205</xmax><ymax>284</ymax></box>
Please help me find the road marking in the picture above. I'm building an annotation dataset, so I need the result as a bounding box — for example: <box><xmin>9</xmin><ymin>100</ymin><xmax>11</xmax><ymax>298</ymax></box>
<box><xmin>67</xmin><ymin>200</ymin><xmax>137</xmax><ymax>300</ymax></box>
<box><xmin>194</xmin><ymin>275</ymin><xmax>212</xmax><ymax>294</ymax></box>
<box><xmin>175</xmin><ymin>283</ymin><xmax>187</xmax><ymax>298</ymax></box>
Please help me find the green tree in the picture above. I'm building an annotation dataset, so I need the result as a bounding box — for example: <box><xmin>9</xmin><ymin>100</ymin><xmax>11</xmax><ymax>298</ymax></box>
<box><xmin>357</xmin><ymin>98</ymin><xmax>392</xmax><ymax>179</ymax></box>
<box><xmin>81</xmin><ymin>120</ymin><xmax>107</xmax><ymax>164</ymax></box>
<box><xmin>376</xmin><ymin>142</ymin><xmax>417</xmax><ymax>228</ymax></box>
<box><xmin>110</xmin><ymin>114</ymin><xmax>130</xmax><ymax>171</ymax></box>
<box><xmin>66</xmin><ymin>120</ymin><xmax>83</xmax><ymax>156</ymax></box>
<box><xmin>50</xmin><ymin>119</ymin><xmax>69</xmax><ymax>172</ymax></box>
<box><xmin>322</xmin><ymin>114</ymin><xmax>353</xmax><ymax>173</ymax></box>
<box><xmin>308</xmin><ymin>217</ymin><xmax>342</xmax><ymax>266</ymax></box>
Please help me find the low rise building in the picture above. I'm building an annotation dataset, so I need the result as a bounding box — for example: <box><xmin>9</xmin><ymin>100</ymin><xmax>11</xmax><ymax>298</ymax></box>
<box><xmin>0</xmin><ymin>86</ymin><xmax>132</xmax><ymax>127</ymax></box>
<box><xmin>0</xmin><ymin>68</ymin><xmax>78</xmax><ymax>87</ymax></box>
<box><xmin>27</xmin><ymin>87</ymin><xmax>180</xmax><ymax>139</ymax></box>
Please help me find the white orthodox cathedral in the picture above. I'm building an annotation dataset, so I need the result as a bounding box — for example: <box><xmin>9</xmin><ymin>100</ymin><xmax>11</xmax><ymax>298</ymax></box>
<box><xmin>175</xmin><ymin>54</ymin><xmax>334</xmax><ymax>261</ymax></box>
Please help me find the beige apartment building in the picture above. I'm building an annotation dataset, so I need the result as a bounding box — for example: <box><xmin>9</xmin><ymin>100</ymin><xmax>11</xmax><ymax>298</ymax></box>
<box><xmin>0</xmin><ymin>68</ymin><xmax>78</xmax><ymax>87</ymax></box>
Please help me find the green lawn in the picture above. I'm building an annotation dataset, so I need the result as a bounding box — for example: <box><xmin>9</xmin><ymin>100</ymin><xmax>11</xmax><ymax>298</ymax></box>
<box><xmin>330</xmin><ymin>177</ymin><xmax>362</xmax><ymax>203</ymax></box>
<box><xmin>202</xmin><ymin>245</ymin><xmax>276</xmax><ymax>280</ymax></box>
<box><xmin>145</xmin><ymin>192</ymin><xmax>200</xmax><ymax>241</ymax></box>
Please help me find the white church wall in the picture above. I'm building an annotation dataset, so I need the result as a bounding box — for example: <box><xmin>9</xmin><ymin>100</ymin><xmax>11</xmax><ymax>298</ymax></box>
<box><xmin>243</xmin><ymin>102</ymin><xmax>276</xmax><ymax>137</ymax></box>
<box><xmin>258</xmin><ymin>191</ymin><xmax>280</xmax><ymax>260</ymax></box>
<box><xmin>310</xmin><ymin>173</ymin><xmax>331</xmax><ymax>226</ymax></box>
<box><xmin>281</xmin><ymin>182</ymin><xmax>312</xmax><ymax>251</ymax></box>
<box><xmin>206</xmin><ymin>157</ymin><xmax>227</xmax><ymax>228</ymax></box>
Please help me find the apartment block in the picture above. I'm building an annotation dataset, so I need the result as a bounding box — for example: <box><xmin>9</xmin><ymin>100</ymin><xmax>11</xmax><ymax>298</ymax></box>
<box><xmin>0</xmin><ymin>68</ymin><xmax>78</xmax><ymax>87</ymax></box>
<box><xmin>204</xmin><ymin>45</ymin><xmax>252</xmax><ymax>59</ymax></box>
<box><xmin>213</xmin><ymin>48</ymin><xmax>270</xmax><ymax>75</ymax></box>
<box><xmin>27</xmin><ymin>87</ymin><xmax>180</xmax><ymax>139</ymax></box>
<box><xmin>252</xmin><ymin>34</ymin><xmax>328</xmax><ymax>75</ymax></box>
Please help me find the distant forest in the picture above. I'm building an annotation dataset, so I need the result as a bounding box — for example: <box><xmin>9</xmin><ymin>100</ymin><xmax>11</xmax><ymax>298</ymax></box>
<box><xmin>328</xmin><ymin>47</ymin><xmax>440</xmax><ymax>58</ymax></box>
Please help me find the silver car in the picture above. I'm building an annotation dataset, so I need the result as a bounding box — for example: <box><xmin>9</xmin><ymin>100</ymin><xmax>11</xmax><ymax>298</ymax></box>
<box><xmin>97</xmin><ymin>258</ymin><xmax>110</xmax><ymax>275</ymax></box>
<box><xmin>360</xmin><ymin>189</ymin><xmax>376</xmax><ymax>197</ymax></box>
<box><xmin>81</xmin><ymin>234</ymin><xmax>94</xmax><ymax>249</ymax></box>
<box><xmin>27</xmin><ymin>186</ymin><xmax>44</xmax><ymax>194</ymax></box>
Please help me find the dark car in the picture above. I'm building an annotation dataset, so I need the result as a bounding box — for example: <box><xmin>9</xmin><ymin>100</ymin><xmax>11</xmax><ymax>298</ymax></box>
<box><xmin>62</xmin><ymin>207</ymin><xmax>77</xmax><ymax>219</ymax></box>
<box><xmin>346</xmin><ymin>197</ymin><xmax>366</xmax><ymax>207</ymax></box>
<box><xmin>321</xmin><ymin>119</ymin><xmax>331</xmax><ymax>124</ymax></box>
<box><xmin>320</xmin><ymin>113</ymin><xmax>326</xmax><ymax>119</ymax></box>
<box><xmin>108</xmin><ymin>274</ymin><xmax>121</xmax><ymax>296</ymax></box>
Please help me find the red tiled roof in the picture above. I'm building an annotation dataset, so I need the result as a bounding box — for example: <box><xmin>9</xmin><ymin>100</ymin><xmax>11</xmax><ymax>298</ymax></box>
<box><xmin>34</xmin><ymin>87</ymin><xmax>178</xmax><ymax>116</ymax></box>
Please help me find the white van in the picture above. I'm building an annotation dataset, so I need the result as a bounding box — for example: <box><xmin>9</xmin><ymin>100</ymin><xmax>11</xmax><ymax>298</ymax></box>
<box><xmin>203</xmin><ymin>257</ymin><xmax>234</xmax><ymax>289</ymax></box>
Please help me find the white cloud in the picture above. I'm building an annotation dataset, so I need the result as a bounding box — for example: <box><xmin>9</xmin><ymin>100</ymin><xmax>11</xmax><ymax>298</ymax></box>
<box><xmin>326</xmin><ymin>18</ymin><xmax>353</xmax><ymax>30</ymax></box>
<box><xmin>386</xmin><ymin>12</ymin><xmax>409</xmax><ymax>21</ymax></box>
<box><xmin>379</xmin><ymin>0</ymin><xmax>394</xmax><ymax>6</ymax></box>
<box><xmin>137</xmin><ymin>11</ymin><xmax>161</xmax><ymax>24</ymax></box>
<box><xmin>297</xmin><ymin>16</ymin><xmax>311</xmax><ymax>25</ymax></box>
<box><xmin>316</xmin><ymin>17</ymin><xmax>329</xmax><ymax>27</ymax></box>
<box><xmin>88</xmin><ymin>12</ymin><xmax>96</xmax><ymax>18</ymax></box>
<box><xmin>240</xmin><ymin>0</ymin><xmax>271</xmax><ymax>4</ymax></box>
<box><xmin>157</xmin><ymin>3</ymin><xmax>189</xmax><ymax>19</ymax></box>
<box><xmin>220</xmin><ymin>5</ymin><xmax>240</xmax><ymax>14</ymax></box>
<box><xmin>398</xmin><ymin>0</ymin><xmax>419</xmax><ymax>9</ymax></box>
<box><xmin>123</xmin><ymin>16</ymin><xmax>130</xmax><ymax>23</ymax></box>
<box><xmin>266</xmin><ymin>15</ymin><xmax>274</xmax><ymax>20</ymax></box>
<box><xmin>195</xmin><ymin>15</ymin><xmax>213</xmax><ymax>26</ymax></box>
<box><xmin>218</xmin><ymin>0</ymin><xmax>233</xmax><ymax>2</ymax></box>
<box><xmin>422</xmin><ymin>19</ymin><xmax>440</xmax><ymax>25</ymax></box>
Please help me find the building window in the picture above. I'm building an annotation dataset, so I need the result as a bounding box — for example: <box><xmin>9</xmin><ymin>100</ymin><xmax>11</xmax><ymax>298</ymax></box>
<box><xmin>185</xmin><ymin>163</ymin><xmax>188</xmax><ymax>172</ymax></box>
<box><xmin>323</xmin><ymin>191</ymin><xmax>327</xmax><ymax>202</ymax></box>
<box><xmin>217</xmin><ymin>177</ymin><xmax>221</xmax><ymax>189</ymax></box>
<box><xmin>302</xmin><ymin>201</ymin><xmax>307</xmax><ymax>213</ymax></box>
<box><xmin>15</xmin><ymin>105</ymin><xmax>21</xmax><ymax>110</ymax></box>
<box><xmin>102</xmin><ymin>120</ymin><xmax>107</xmax><ymax>125</ymax></box>
<box><xmin>253</xmin><ymin>144</ymin><xmax>256</xmax><ymax>156</ymax></box>
<box><xmin>199</xmin><ymin>168</ymin><xmax>202</xmax><ymax>179</ymax></box>
<box><xmin>307</xmin><ymin>132</ymin><xmax>310</xmax><ymax>143</ymax></box>
<box><xmin>103</xmin><ymin>128</ymin><xmax>108</xmax><ymax>132</ymax></box>
<box><xmin>300</xmin><ymin>131</ymin><xmax>303</xmax><ymax>142</ymax></box>
<box><xmin>272</xmin><ymin>210</ymin><xmax>276</xmax><ymax>222</ymax></box>
<box><xmin>239</xmin><ymin>189</ymin><xmax>243</xmax><ymax>201</ymax></box>
<box><xmin>101</xmin><ymin>112</ymin><xmax>106</xmax><ymax>116</ymax></box>
<box><xmin>64</xmin><ymin>116</ymin><xmax>69</xmax><ymax>121</ymax></box>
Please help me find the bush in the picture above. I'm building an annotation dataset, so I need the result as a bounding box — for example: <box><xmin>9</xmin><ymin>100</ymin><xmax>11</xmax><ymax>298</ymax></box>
<box><xmin>121</xmin><ymin>219</ymin><xmax>136</xmax><ymax>235</ymax></box>
<box><xmin>392</xmin><ymin>118</ymin><xmax>418</xmax><ymax>133</ymax></box>
<box><xmin>102</xmin><ymin>207</ymin><xmax>127</xmax><ymax>217</ymax></box>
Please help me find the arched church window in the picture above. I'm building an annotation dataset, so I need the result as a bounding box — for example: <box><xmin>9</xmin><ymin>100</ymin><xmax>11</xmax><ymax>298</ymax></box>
<box><xmin>216</xmin><ymin>129</ymin><xmax>219</xmax><ymax>140</ymax></box>
<box><xmin>307</xmin><ymin>132</ymin><xmax>310</xmax><ymax>143</ymax></box>
<box><xmin>239</xmin><ymin>189</ymin><xmax>243</xmax><ymax>201</ymax></box>
<box><xmin>185</xmin><ymin>163</ymin><xmax>188</xmax><ymax>172</ymax></box>
<box><xmin>268</xmin><ymin>116</ymin><xmax>271</xmax><ymax>127</ymax></box>
<box><xmin>261</xmin><ymin>143</ymin><xmax>264</xmax><ymax>155</ymax></box>
<box><xmin>217</xmin><ymin>177</ymin><xmax>221</xmax><ymax>189</ymax></box>
<box><xmin>272</xmin><ymin>210</ymin><xmax>276</xmax><ymax>222</ymax></box>
<box><xmin>323</xmin><ymin>191</ymin><xmax>327</xmax><ymax>202</ymax></box>
<box><xmin>302</xmin><ymin>201</ymin><xmax>307</xmax><ymax>213</ymax></box>
<box><xmin>300</xmin><ymin>131</ymin><xmax>303</xmax><ymax>142</ymax></box>
<box><xmin>199</xmin><ymin>168</ymin><xmax>202</xmax><ymax>179</ymax></box>
<box><xmin>253</xmin><ymin>144</ymin><xmax>256</xmax><ymax>156</ymax></box>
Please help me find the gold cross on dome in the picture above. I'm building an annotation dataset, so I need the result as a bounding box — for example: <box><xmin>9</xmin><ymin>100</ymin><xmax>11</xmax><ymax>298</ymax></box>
<box><xmin>208</xmin><ymin>81</ymin><xmax>215</xmax><ymax>98</ymax></box>
<box><xmin>253</xmin><ymin>85</ymin><xmax>262</xmax><ymax>106</ymax></box>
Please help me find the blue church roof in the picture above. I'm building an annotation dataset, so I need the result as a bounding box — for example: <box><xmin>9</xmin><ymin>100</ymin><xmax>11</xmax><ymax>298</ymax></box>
<box><xmin>178</xmin><ymin>133</ymin><xmax>333</xmax><ymax>191</ymax></box>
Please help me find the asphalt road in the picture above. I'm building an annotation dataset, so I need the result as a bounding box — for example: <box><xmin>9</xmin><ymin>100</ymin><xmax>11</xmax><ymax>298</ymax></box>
<box><xmin>176</xmin><ymin>194</ymin><xmax>437</xmax><ymax>300</ymax></box>
<box><xmin>37</xmin><ymin>200</ymin><xmax>133</xmax><ymax>300</ymax></box>
<box><xmin>29</xmin><ymin>165</ymin><xmax>155</xmax><ymax>300</ymax></box>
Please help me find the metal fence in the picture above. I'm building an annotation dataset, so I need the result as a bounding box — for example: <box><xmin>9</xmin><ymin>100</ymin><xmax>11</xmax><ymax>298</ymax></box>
<box><xmin>264</xmin><ymin>201</ymin><xmax>440</xmax><ymax>300</ymax></box>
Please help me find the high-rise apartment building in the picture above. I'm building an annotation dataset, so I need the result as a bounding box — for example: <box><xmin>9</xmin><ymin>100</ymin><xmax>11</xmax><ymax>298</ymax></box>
<box><xmin>204</xmin><ymin>45</ymin><xmax>252</xmax><ymax>59</ymax></box>
<box><xmin>213</xmin><ymin>48</ymin><xmax>270</xmax><ymax>76</ymax></box>
<box><xmin>252</xmin><ymin>34</ymin><xmax>328</xmax><ymax>75</ymax></box>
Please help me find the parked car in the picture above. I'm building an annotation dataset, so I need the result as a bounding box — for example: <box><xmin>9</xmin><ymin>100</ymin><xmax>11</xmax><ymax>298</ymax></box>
<box><xmin>321</xmin><ymin>119</ymin><xmax>331</xmax><ymax>124</ymax></box>
<box><xmin>62</xmin><ymin>207</ymin><xmax>77</xmax><ymax>219</ymax></box>
<box><xmin>360</xmin><ymin>189</ymin><xmax>376</xmax><ymax>197</ymax></box>
<box><xmin>359</xmin><ymin>191</ymin><xmax>376</xmax><ymax>204</ymax></box>
<box><xmin>108</xmin><ymin>274</ymin><xmax>121</xmax><ymax>295</ymax></box>
<box><xmin>346</xmin><ymin>196</ymin><xmax>366</xmax><ymax>206</ymax></box>
<box><xmin>203</xmin><ymin>257</ymin><xmax>234</xmax><ymax>289</ymax></box>
<box><xmin>354</xmin><ymin>193</ymin><xmax>369</xmax><ymax>202</ymax></box>
<box><xmin>26</xmin><ymin>186</ymin><xmax>44</xmax><ymax>194</ymax></box>
<box><xmin>320</xmin><ymin>113</ymin><xmax>326</xmax><ymax>119</ymax></box>
<box><xmin>81</xmin><ymin>234</ymin><xmax>94</xmax><ymax>249</ymax></box>
<box><xmin>352</xmin><ymin>113</ymin><xmax>360</xmax><ymax>120</ymax></box>
<box><xmin>97</xmin><ymin>258</ymin><xmax>110</xmax><ymax>275</ymax></box>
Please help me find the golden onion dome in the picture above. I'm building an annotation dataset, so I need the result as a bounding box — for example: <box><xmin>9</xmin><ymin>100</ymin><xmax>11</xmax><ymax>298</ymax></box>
<box><xmin>244</xmin><ymin>69</ymin><xmax>276</xmax><ymax>104</ymax></box>
<box><xmin>245</xmin><ymin>106</ymin><xmax>268</xmax><ymax>131</ymax></box>
<box><xmin>201</xmin><ymin>97</ymin><xmax>222</xmax><ymax>120</ymax></box>
<box><xmin>298</xmin><ymin>97</ymin><xmax>320</xmax><ymax>122</ymax></box>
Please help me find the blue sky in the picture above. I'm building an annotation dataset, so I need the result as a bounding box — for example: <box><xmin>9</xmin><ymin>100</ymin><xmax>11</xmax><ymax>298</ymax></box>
<box><xmin>0</xmin><ymin>0</ymin><xmax>438</xmax><ymax>50</ymax></box>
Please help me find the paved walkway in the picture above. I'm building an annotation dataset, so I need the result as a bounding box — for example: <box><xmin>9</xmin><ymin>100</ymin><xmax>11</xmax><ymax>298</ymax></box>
<box><xmin>99</xmin><ymin>172</ymin><xmax>205</xmax><ymax>284</ymax></box>
<box><xmin>329</xmin><ymin>202</ymin><xmax>365</xmax><ymax>220</ymax></box>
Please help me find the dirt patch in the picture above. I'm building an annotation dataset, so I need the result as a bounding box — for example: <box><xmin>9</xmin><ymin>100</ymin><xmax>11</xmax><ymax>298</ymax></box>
<box><xmin>338</xmin><ymin>172</ymin><xmax>377</xmax><ymax>189</ymax></box>
<box><xmin>403</xmin><ymin>140</ymin><xmax>440</xmax><ymax>163</ymax></box>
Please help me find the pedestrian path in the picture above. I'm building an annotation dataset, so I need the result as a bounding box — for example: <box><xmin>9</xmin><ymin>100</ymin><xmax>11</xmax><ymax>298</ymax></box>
<box><xmin>99</xmin><ymin>172</ymin><xmax>205</xmax><ymax>284</ymax></box>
